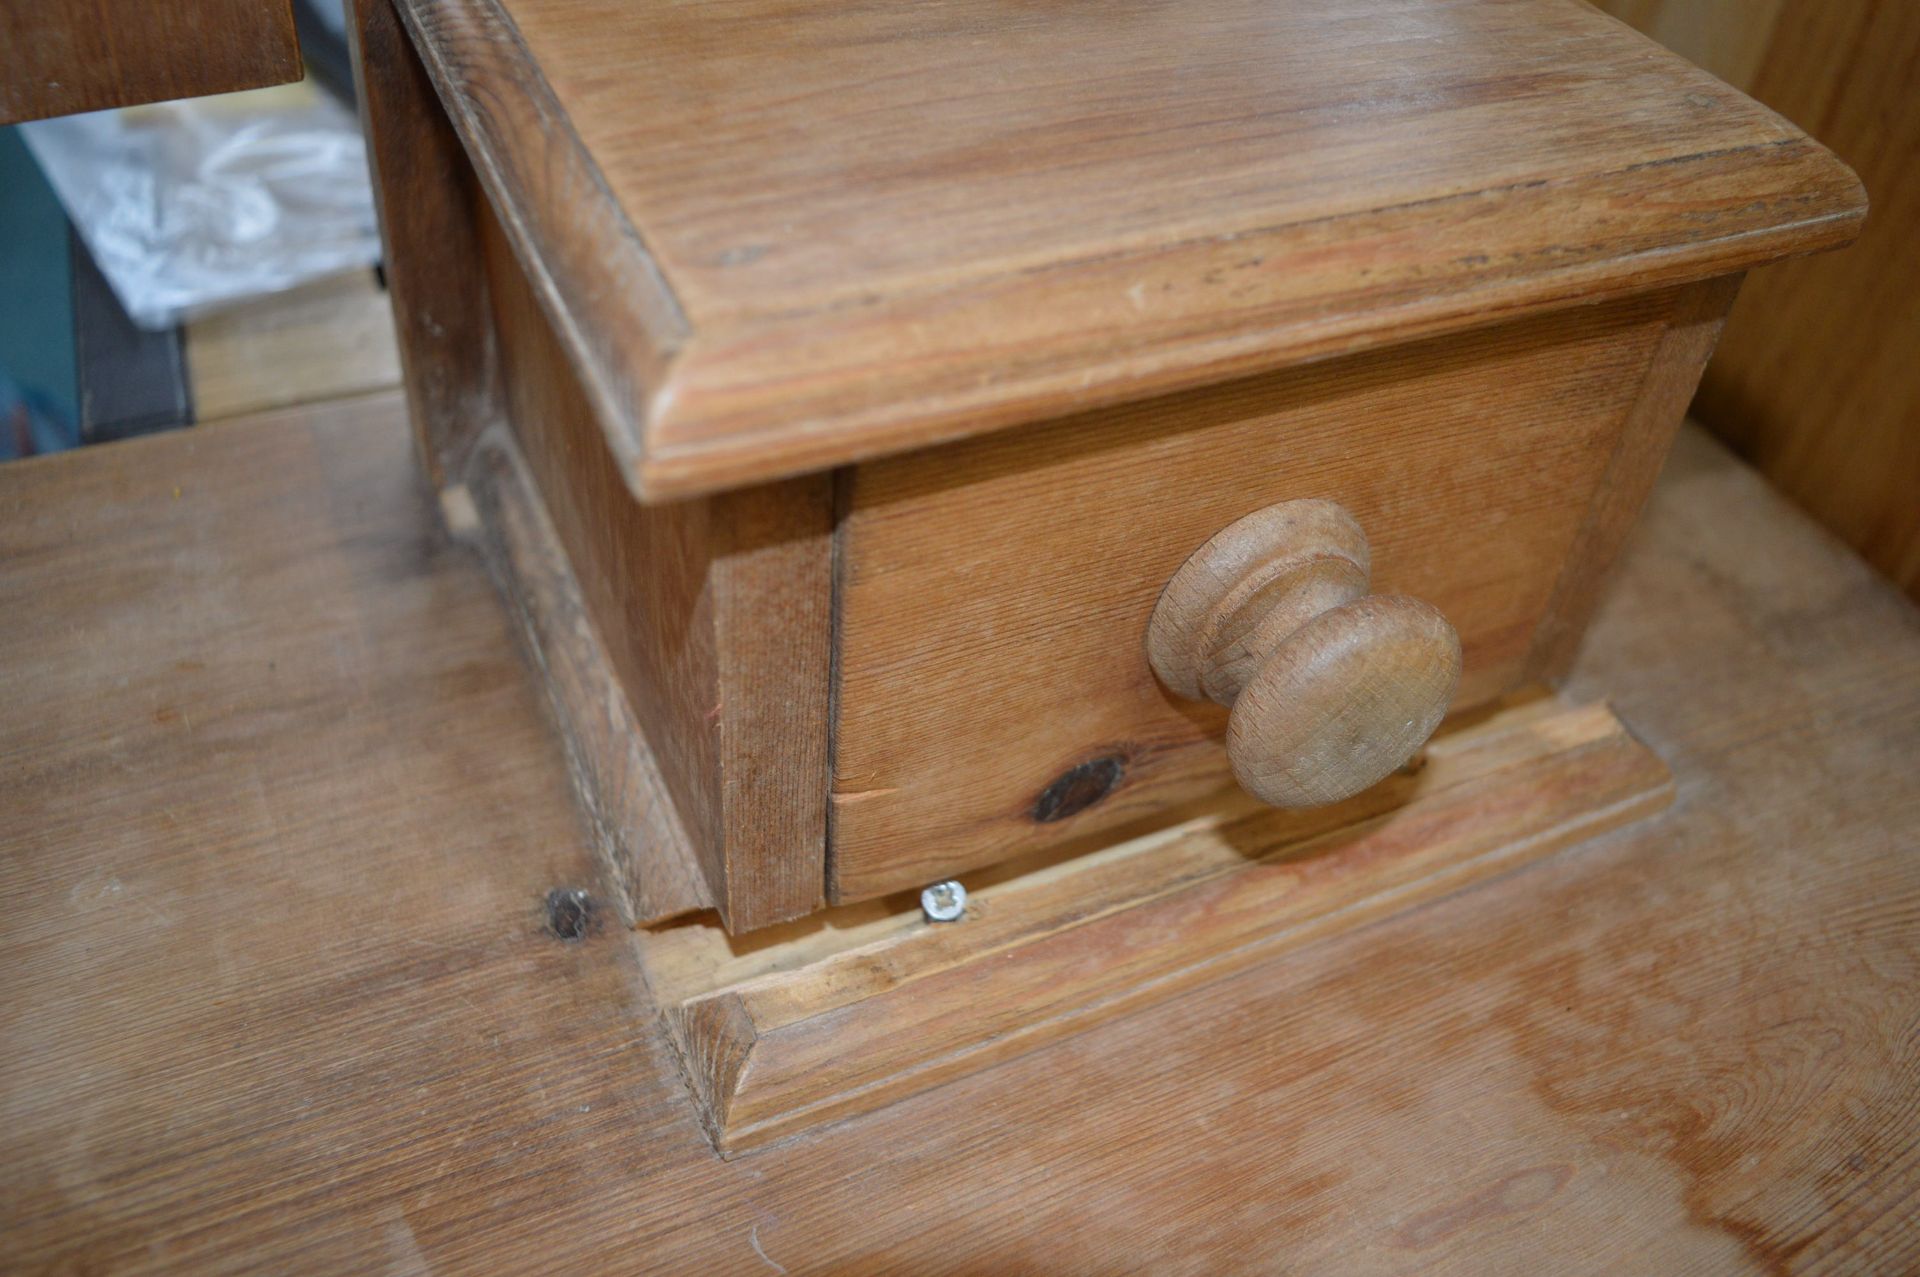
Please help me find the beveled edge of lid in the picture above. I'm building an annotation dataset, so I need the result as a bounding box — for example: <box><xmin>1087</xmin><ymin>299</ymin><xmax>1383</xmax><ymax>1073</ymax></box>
<box><xmin>397</xmin><ymin>0</ymin><xmax>1868</xmax><ymax>503</ymax></box>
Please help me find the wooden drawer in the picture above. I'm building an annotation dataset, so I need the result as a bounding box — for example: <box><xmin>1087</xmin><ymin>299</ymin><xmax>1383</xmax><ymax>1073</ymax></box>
<box><xmin>351</xmin><ymin>0</ymin><xmax>1862</xmax><ymax>932</ymax></box>
<box><xmin>830</xmin><ymin>288</ymin><xmax>1703</xmax><ymax>899</ymax></box>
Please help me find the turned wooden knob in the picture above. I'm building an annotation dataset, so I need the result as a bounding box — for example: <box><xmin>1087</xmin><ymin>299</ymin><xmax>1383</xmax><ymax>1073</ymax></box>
<box><xmin>1147</xmin><ymin>500</ymin><xmax>1462</xmax><ymax>808</ymax></box>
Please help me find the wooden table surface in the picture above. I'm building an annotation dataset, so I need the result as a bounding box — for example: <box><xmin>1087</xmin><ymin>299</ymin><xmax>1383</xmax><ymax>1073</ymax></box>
<box><xmin>3</xmin><ymin>395</ymin><xmax>1917</xmax><ymax>1273</ymax></box>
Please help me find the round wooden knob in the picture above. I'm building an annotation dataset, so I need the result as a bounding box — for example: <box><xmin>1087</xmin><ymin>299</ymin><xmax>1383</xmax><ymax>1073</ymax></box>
<box><xmin>1147</xmin><ymin>500</ymin><xmax>1462</xmax><ymax>808</ymax></box>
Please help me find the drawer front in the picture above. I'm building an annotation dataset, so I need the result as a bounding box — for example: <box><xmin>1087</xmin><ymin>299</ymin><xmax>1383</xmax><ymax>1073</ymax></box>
<box><xmin>829</xmin><ymin>292</ymin><xmax>1681</xmax><ymax>902</ymax></box>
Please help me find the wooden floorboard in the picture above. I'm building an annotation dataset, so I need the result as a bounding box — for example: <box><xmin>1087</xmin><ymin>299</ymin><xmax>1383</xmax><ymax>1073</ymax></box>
<box><xmin>1</xmin><ymin>398</ymin><xmax>1916</xmax><ymax>1273</ymax></box>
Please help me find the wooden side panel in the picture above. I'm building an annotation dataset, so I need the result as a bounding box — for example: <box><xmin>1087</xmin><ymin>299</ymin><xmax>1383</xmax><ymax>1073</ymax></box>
<box><xmin>356</xmin><ymin>0</ymin><xmax>830</xmax><ymax>929</ymax></box>
<box><xmin>477</xmin><ymin>206</ymin><xmax>830</xmax><ymax>931</ymax></box>
<box><xmin>462</xmin><ymin>428</ymin><xmax>712</xmax><ymax>923</ymax></box>
<box><xmin>1596</xmin><ymin>0</ymin><xmax>1919</xmax><ymax>599</ymax></box>
<box><xmin>829</xmin><ymin>293</ymin><xmax>1682</xmax><ymax>902</ymax></box>
<box><xmin>1</xmin><ymin>0</ymin><xmax>300</xmax><ymax>125</ymax></box>
<box><xmin>348</xmin><ymin>0</ymin><xmax>502</xmax><ymax>484</ymax></box>
<box><xmin>1528</xmin><ymin>277</ymin><xmax>1740</xmax><ymax>678</ymax></box>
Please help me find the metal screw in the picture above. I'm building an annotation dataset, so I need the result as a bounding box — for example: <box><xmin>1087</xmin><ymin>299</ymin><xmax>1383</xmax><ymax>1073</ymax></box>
<box><xmin>921</xmin><ymin>879</ymin><xmax>967</xmax><ymax>923</ymax></box>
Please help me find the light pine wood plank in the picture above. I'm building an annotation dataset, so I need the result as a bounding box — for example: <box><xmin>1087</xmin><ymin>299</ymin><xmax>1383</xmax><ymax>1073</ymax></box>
<box><xmin>649</xmin><ymin>698</ymin><xmax>1673</xmax><ymax>1154</ymax></box>
<box><xmin>185</xmin><ymin>271</ymin><xmax>401</xmax><ymax>424</ymax></box>
<box><xmin>1</xmin><ymin>402</ymin><xmax>1917</xmax><ymax>1269</ymax></box>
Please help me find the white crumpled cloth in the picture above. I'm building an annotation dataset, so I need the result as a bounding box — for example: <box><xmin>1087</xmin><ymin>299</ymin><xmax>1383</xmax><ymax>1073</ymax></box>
<box><xmin>22</xmin><ymin>83</ymin><xmax>379</xmax><ymax>330</ymax></box>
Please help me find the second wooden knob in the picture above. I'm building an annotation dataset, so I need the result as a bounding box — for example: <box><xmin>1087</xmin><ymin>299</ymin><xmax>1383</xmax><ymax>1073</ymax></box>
<box><xmin>1146</xmin><ymin>500</ymin><xmax>1462</xmax><ymax>808</ymax></box>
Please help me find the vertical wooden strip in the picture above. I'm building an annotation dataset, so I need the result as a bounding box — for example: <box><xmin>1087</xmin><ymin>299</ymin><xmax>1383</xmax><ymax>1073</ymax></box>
<box><xmin>1698</xmin><ymin>0</ymin><xmax>1920</xmax><ymax>598</ymax></box>
<box><xmin>390</xmin><ymin>0</ymin><xmax>686</xmax><ymax>486</ymax></box>
<box><xmin>347</xmin><ymin>0</ymin><xmax>501</xmax><ymax>485</ymax></box>
<box><xmin>476</xmin><ymin>204</ymin><xmax>724</xmax><ymax>907</ymax></box>
<box><xmin>1527</xmin><ymin>275</ymin><xmax>1742</xmax><ymax>681</ymax></box>
<box><xmin>712</xmin><ymin>483</ymin><xmax>834</xmax><ymax>926</ymax></box>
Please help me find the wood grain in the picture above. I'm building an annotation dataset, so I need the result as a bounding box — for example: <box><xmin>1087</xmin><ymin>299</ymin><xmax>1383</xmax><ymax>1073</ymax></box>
<box><xmin>1526</xmin><ymin>273</ymin><xmax>1742</xmax><ymax>679</ymax></box>
<box><xmin>1</xmin><ymin>0</ymin><xmax>301</xmax><ymax>124</ymax></box>
<box><xmin>1597</xmin><ymin>0</ymin><xmax>1920</xmax><ymax>599</ymax></box>
<box><xmin>650</xmin><ymin>698</ymin><xmax>1671</xmax><ymax>1154</ymax></box>
<box><xmin>352</xmin><ymin>0</ymin><xmax>839</xmax><ymax>927</ymax></box>
<box><xmin>390</xmin><ymin>0</ymin><xmax>1861</xmax><ymax>498</ymax></box>
<box><xmin>1229</xmin><ymin>595</ymin><xmax>1461</xmax><ymax>809</ymax></box>
<box><xmin>1146</xmin><ymin>499</ymin><xmax>1462</xmax><ymax>808</ymax></box>
<box><xmin>830</xmin><ymin>290</ymin><xmax>1685</xmax><ymax>902</ymax></box>
<box><xmin>185</xmin><ymin>270</ymin><xmax>402</xmax><ymax>424</ymax></box>
<box><xmin>348</xmin><ymin>0</ymin><xmax>503</xmax><ymax>485</ymax></box>
<box><xmin>2</xmin><ymin>398</ymin><xmax>1918</xmax><ymax>1270</ymax></box>
<box><xmin>460</xmin><ymin>428</ymin><xmax>711</xmax><ymax>923</ymax></box>
<box><xmin>1147</xmin><ymin>498</ymin><xmax>1374</xmax><ymax>705</ymax></box>
<box><xmin>479</xmin><ymin>203</ymin><xmax>833</xmax><ymax>932</ymax></box>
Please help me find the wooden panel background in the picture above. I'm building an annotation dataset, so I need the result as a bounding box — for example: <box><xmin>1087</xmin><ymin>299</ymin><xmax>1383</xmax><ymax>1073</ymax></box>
<box><xmin>1595</xmin><ymin>0</ymin><xmax>1920</xmax><ymax>598</ymax></box>
<box><xmin>1</xmin><ymin>0</ymin><xmax>301</xmax><ymax>124</ymax></box>
<box><xmin>830</xmin><ymin>292</ymin><xmax>1689</xmax><ymax>902</ymax></box>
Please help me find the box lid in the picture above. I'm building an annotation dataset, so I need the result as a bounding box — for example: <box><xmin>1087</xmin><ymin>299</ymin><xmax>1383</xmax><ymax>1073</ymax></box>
<box><xmin>402</xmin><ymin>0</ymin><xmax>1864</xmax><ymax>499</ymax></box>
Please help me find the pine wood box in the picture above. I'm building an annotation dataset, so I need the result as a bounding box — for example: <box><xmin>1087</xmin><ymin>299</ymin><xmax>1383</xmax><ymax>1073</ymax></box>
<box><xmin>349</xmin><ymin>0</ymin><xmax>1864</xmax><ymax>933</ymax></box>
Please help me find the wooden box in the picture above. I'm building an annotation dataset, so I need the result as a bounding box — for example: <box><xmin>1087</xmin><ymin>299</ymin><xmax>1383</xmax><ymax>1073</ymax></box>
<box><xmin>350</xmin><ymin>0</ymin><xmax>1863</xmax><ymax>933</ymax></box>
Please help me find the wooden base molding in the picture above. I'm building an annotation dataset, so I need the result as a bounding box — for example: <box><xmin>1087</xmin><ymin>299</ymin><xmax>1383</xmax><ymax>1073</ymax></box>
<box><xmin>639</xmin><ymin>695</ymin><xmax>1673</xmax><ymax>1155</ymax></box>
<box><xmin>457</xmin><ymin>428</ymin><xmax>713</xmax><ymax>924</ymax></box>
<box><xmin>457</xmin><ymin>427</ymin><xmax>1677</xmax><ymax>1156</ymax></box>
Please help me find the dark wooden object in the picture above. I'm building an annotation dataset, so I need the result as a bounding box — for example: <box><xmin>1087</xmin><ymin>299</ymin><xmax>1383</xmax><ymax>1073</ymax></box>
<box><xmin>1</xmin><ymin>0</ymin><xmax>302</xmax><ymax>124</ymax></box>
<box><xmin>1</xmin><ymin>397</ymin><xmax>1917</xmax><ymax>1269</ymax></box>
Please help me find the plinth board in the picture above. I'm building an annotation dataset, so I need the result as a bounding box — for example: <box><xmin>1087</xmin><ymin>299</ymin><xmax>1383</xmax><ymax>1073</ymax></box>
<box><xmin>638</xmin><ymin>695</ymin><xmax>1673</xmax><ymax>1155</ymax></box>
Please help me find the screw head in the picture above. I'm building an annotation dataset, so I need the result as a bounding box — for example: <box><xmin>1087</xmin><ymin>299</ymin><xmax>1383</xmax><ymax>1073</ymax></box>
<box><xmin>920</xmin><ymin>879</ymin><xmax>967</xmax><ymax>923</ymax></box>
<box><xmin>545</xmin><ymin>887</ymin><xmax>592</xmax><ymax>940</ymax></box>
